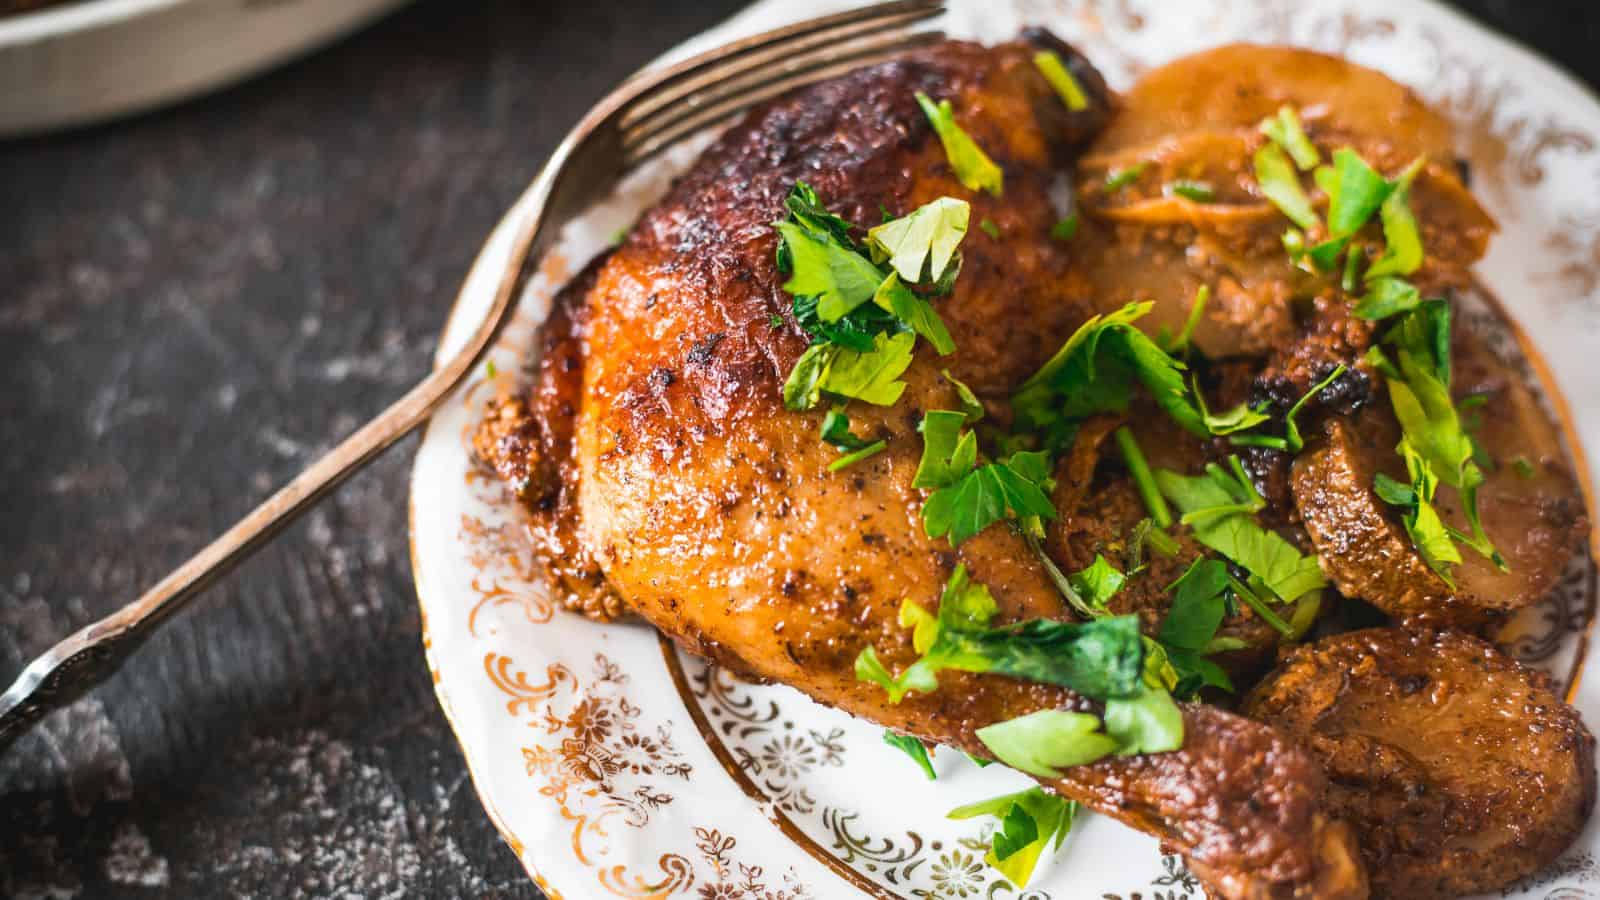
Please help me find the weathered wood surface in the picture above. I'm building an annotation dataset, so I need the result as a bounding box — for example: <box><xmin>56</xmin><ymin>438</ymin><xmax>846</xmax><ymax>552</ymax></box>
<box><xmin>0</xmin><ymin>1</ymin><xmax>1594</xmax><ymax>897</ymax></box>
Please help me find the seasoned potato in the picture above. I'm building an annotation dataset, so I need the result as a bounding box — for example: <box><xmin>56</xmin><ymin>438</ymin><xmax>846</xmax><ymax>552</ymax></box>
<box><xmin>1244</xmin><ymin>627</ymin><xmax>1595</xmax><ymax>899</ymax></box>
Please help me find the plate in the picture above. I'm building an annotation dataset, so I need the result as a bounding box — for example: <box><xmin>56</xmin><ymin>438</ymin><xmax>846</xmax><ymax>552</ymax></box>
<box><xmin>0</xmin><ymin>0</ymin><xmax>411</xmax><ymax>137</ymax></box>
<box><xmin>408</xmin><ymin>1</ymin><xmax>1600</xmax><ymax>897</ymax></box>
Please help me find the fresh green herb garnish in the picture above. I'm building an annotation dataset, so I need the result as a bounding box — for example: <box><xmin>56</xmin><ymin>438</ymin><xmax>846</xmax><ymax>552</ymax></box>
<box><xmin>921</xmin><ymin>447</ymin><xmax>1057</xmax><ymax>545</ymax></box>
<box><xmin>820</xmin><ymin>405</ymin><xmax>872</xmax><ymax>451</ymax></box>
<box><xmin>868</xmin><ymin>196</ymin><xmax>970</xmax><ymax>284</ymax></box>
<box><xmin>949</xmin><ymin>788</ymin><xmax>1078</xmax><ymax>888</ymax></box>
<box><xmin>942</xmin><ymin>368</ymin><xmax>985</xmax><ymax>423</ymax></box>
<box><xmin>1306</xmin><ymin>148</ymin><xmax>1395</xmax><ymax>270</ymax></box>
<box><xmin>1513</xmin><ymin>456</ymin><xmax>1538</xmax><ymax>479</ymax></box>
<box><xmin>1103</xmin><ymin>163</ymin><xmax>1148</xmax><ymax>193</ymax></box>
<box><xmin>1168</xmin><ymin>180</ymin><xmax>1216</xmax><ymax>203</ymax></box>
<box><xmin>484</xmin><ymin>358</ymin><xmax>498</xmax><ymax>380</ymax></box>
<box><xmin>1259</xmin><ymin>105</ymin><xmax>1321</xmax><ymax>171</ymax></box>
<box><xmin>1033</xmin><ymin>50</ymin><xmax>1090</xmax><ymax>111</ymax></box>
<box><xmin>1354</xmin><ymin>276</ymin><xmax>1422</xmax><ymax>321</ymax></box>
<box><xmin>1154</xmin><ymin>559</ymin><xmax>1237</xmax><ymax>695</ymax></box>
<box><xmin>1374</xmin><ymin>437</ymin><xmax>1463</xmax><ymax>583</ymax></box>
<box><xmin>873</xmin><ymin>272</ymin><xmax>956</xmax><ymax>355</ymax></box>
<box><xmin>1068</xmin><ymin>554</ymin><xmax>1127</xmax><ymax>612</ymax></box>
<box><xmin>975</xmin><ymin>709</ymin><xmax>1120</xmax><ymax>777</ymax></box>
<box><xmin>829</xmin><ymin>440</ymin><xmax>888</xmax><ymax>471</ymax></box>
<box><xmin>782</xmin><ymin>331</ymin><xmax>916</xmax><ymax>411</ymax></box>
<box><xmin>1164</xmin><ymin>284</ymin><xmax>1210</xmax><ymax>355</ymax></box>
<box><xmin>1374</xmin><ymin>302</ymin><xmax>1505</xmax><ymax>572</ymax></box>
<box><xmin>773</xmin><ymin>219</ymin><xmax>884</xmax><ymax>323</ymax></box>
<box><xmin>1115</xmin><ymin>426</ymin><xmax>1173</xmax><ymax>529</ymax></box>
<box><xmin>979</xmin><ymin>218</ymin><xmax>1001</xmax><ymax>239</ymax></box>
<box><xmin>1255</xmin><ymin>143</ymin><xmax>1320</xmax><ymax>230</ymax></box>
<box><xmin>1012</xmin><ymin>302</ymin><xmax>1206</xmax><ymax>442</ymax></box>
<box><xmin>883</xmin><ymin>731</ymin><xmax>937</xmax><ymax>780</ymax></box>
<box><xmin>917</xmin><ymin>92</ymin><xmax>1005</xmax><ymax>197</ymax></box>
<box><xmin>1366</xmin><ymin>156</ymin><xmax>1427</xmax><ymax>280</ymax></box>
<box><xmin>854</xmin><ymin>565</ymin><xmax>1147</xmax><ymax>703</ymax></box>
<box><xmin>1050</xmin><ymin>214</ymin><xmax>1080</xmax><ymax>242</ymax></box>
<box><xmin>1156</xmin><ymin>462</ymin><xmax>1328</xmax><ymax>604</ymax></box>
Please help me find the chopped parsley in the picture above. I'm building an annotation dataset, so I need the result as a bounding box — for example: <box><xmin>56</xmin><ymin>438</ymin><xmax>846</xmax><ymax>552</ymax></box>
<box><xmin>1168</xmin><ymin>180</ymin><xmax>1216</xmax><ymax>203</ymax></box>
<box><xmin>949</xmin><ymin>788</ymin><xmax>1078</xmax><ymax>888</ymax></box>
<box><xmin>774</xmin><ymin>184</ymin><xmax>973</xmax><ymax>413</ymax></box>
<box><xmin>1374</xmin><ymin>437</ymin><xmax>1463</xmax><ymax>582</ymax></box>
<box><xmin>1115</xmin><ymin>426</ymin><xmax>1173</xmax><ymax>528</ymax></box>
<box><xmin>942</xmin><ymin>368</ymin><xmax>985</xmax><ymax>423</ymax></box>
<box><xmin>1102</xmin><ymin>163</ymin><xmax>1148</xmax><ymax>193</ymax></box>
<box><xmin>1259</xmin><ymin>106</ymin><xmax>1321</xmax><ymax>171</ymax></box>
<box><xmin>1155</xmin><ymin>559</ymin><xmax>1236</xmax><ymax>695</ymax></box>
<box><xmin>979</xmin><ymin>217</ymin><xmax>1001</xmax><ymax>239</ymax></box>
<box><xmin>1050</xmin><ymin>213</ymin><xmax>1080</xmax><ymax>242</ymax></box>
<box><xmin>867</xmin><ymin>196</ymin><xmax>970</xmax><ymax>284</ymax></box>
<box><xmin>915</xmin><ymin>410</ymin><xmax>1056</xmax><ymax>545</ymax></box>
<box><xmin>1163</xmin><ymin>284</ymin><xmax>1210</xmax><ymax>355</ymax></box>
<box><xmin>917</xmin><ymin>92</ymin><xmax>1004</xmax><ymax>196</ymax></box>
<box><xmin>1033</xmin><ymin>50</ymin><xmax>1090</xmax><ymax>112</ymax></box>
<box><xmin>883</xmin><ymin>731</ymin><xmax>937</xmax><ymax>780</ymax></box>
<box><xmin>1354</xmin><ymin>276</ymin><xmax>1422</xmax><ymax>321</ymax></box>
<box><xmin>1254</xmin><ymin>143</ymin><xmax>1319</xmax><ymax>230</ymax></box>
<box><xmin>1156</xmin><ymin>459</ymin><xmax>1328</xmax><ymax>604</ymax></box>
<box><xmin>854</xmin><ymin>565</ymin><xmax>1147</xmax><ymax>703</ymax></box>
<box><xmin>782</xmin><ymin>331</ymin><xmax>915</xmax><ymax>411</ymax></box>
<box><xmin>1371</xmin><ymin>301</ymin><xmax>1506</xmax><ymax>574</ymax></box>
<box><xmin>829</xmin><ymin>440</ymin><xmax>887</xmax><ymax>472</ymax></box>
<box><xmin>1308</xmin><ymin>148</ymin><xmax>1395</xmax><ymax>270</ymax></box>
<box><xmin>1366</xmin><ymin>156</ymin><xmax>1427</xmax><ymax>280</ymax></box>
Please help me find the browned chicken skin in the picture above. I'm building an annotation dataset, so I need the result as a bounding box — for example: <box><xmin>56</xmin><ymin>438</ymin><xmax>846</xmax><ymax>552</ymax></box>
<box><xmin>1245</xmin><ymin>628</ymin><xmax>1597</xmax><ymax>898</ymax></box>
<box><xmin>475</xmin><ymin>36</ymin><xmax>1593</xmax><ymax>900</ymax></box>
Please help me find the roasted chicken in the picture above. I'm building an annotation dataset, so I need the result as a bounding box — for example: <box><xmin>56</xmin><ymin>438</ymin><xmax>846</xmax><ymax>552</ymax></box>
<box><xmin>475</xmin><ymin>32</ymin><xmax>1593</xmax><ymax>900</ymax></box>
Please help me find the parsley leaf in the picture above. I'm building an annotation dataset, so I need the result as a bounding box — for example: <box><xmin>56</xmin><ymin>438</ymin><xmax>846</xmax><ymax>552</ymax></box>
<box><xmin>922</xmin><ymin>452</ymin><xmax>1057</xmax><ymax>545</ymax></box>
<box><xmin>1259</xmin><ymin>105</ymin><xmax>1320</xmax><ymax>171</ymax></box>
<box><xmin>949</xmin><ymin>787</ymin><xmax>1078</xmax><ymax>888</ymax></box>
<box><xmin>828</xmin><ymin>440</ymin><xmax>887</xmax><ymax>472</ymax></box>
<box><xmin>1169</xmin><ymin>180</ymin><xmax>1217</xmax><ymax>203</ymax></box>
<box><xmin>975</xmin><ymin>710</ymin><xmax>1120</xmax><ymax>778</ymax></box>
<box><xmin>1376</xmin><ymin>438</ymin><xmax>1463</xmax><ymax>583</ymax></box>
<box><xmin>1050</xmin><ymin>214</ymin><xmax>1080</xmax><ymax>242</ymax></box>
<box><xmin>873</xmin><ymin>272</ymin><xmax>955</xmax><ymax>355</ymax></box>
<box><xmin>868</xmin><ymin>196</ymin><xmax>970</xmax><ymax>284</ymax></box>
<box><xmin>883</xmin><ymin>731</ymin><xmax>937</xmax><ymax>780</ymax></box>
<box><xmin>1103</xmin><ymin>163</ymin><xmax>1148</xmax><ymax>193</ymax></box>
<box><xmin>1033</xmin><ymin>50</ymin><xmax>1090</xmax><ymax>112</ymax></box>
<box><xmin>1255</xmin><ymin>142</ymin><xmax>1319</xmax><ymax>230</ymax></box>
<box><xmin>1354</xmin><ymin>276</ymin><xmax>1422</xmax><ymax>321</ymax></box>
<box><xmin>1067</xmin><ymin>555</ymin><xmax>1126</xmax><ymax>611</ymax></box>
<box><xmin>914</xmin><ymin>410</ymin><xmax>980</xmax><ymax>488</ymax></box>
<box><xmin>1156</xmin><ymin>463</ymin><xmax>1328</xmax><ymax>603</ymax></box>
<box><xmin>1365</xmin><ymin>156</ymin><xmax>1427</xmax><ymax>280</ymax></box>
<box><xmin>942</xmin><ymin>368</ymin><xmax>985</xmax><ymax>422</ymax></box>
<box><xmin>820</xmin><ymin>405</ymin><xmax>872</xmax><ymax>450</ymax></box>
<box><xmin>1158</xmin><ymin>559</ymin><xmax>1229</xmax><ymax>651</ymax></box>
<box><xmin>774</xmin><ymin>220</ymin><xmax>884</xmax><ymax>322</ymax></box>
<box><xmin>917</xmin><ymin>92</ymin><xmax>1004</xmax><ymax>197</ymax></box>
<box><xmin>1012</xmin><ymin>302</ymin><xmax>1206</xmax><ymax>440</ymax></box>
<box><xmin>821</xmin><ymin>331</ymin><xmax>916</xmax><ymax>406</ymax></box>
<box><xmin>854</xmin><ymin>565</ymin><xmax>1148</xmax><ymax>703</ymax></box>
<box><xmin>1103</xmin><ymin>682</ymin><xmax>1185</xmax><ymax>755</ymax></box>
<box><xmin>1306</xmin><ymin>148</ymin><xmax>1395</xmax><ymax>269</ymax></box>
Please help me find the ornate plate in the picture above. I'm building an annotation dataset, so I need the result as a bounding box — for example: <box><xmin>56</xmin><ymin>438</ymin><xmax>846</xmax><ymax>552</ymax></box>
<box><xmin>409</xmin><ymin>1</ymin><xmax>1600</xmax><ymax>897</ymax></box>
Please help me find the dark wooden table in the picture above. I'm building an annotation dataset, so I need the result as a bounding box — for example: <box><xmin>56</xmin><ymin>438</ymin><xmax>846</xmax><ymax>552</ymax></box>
<box><xmin>2</xmin><ymin>1</ymin><xmax>1596</xmax><ymax>897</ymax></box>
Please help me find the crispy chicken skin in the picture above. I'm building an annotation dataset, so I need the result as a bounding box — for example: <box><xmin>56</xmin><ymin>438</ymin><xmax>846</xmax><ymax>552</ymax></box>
<box><xmin>474</xmin><ymin>35</ymin><xmax>1593</xmax><ymax>900</ymax></box>
<box><xmin>1244</xmin><ymin>628</ymin><xmax>1597</xmax><ymax>899</ymax></box>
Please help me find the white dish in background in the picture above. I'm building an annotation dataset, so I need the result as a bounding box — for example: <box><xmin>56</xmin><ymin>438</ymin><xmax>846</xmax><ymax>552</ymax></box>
<box><xmin>409</xmin><ymin>1</ymin><xmax>1600</xmax><ymax>897</ymax></box>
<box><xmin>0</xmin><ymin>0</ymin><xmax>410</xmax><ymax>137</ymax></box>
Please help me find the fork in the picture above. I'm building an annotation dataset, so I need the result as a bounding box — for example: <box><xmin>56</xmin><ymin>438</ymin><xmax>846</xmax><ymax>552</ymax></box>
<box><xmin>0</xmin><ymin>0</ymin><xmax>946</xmax><ymax>751</ymax></box>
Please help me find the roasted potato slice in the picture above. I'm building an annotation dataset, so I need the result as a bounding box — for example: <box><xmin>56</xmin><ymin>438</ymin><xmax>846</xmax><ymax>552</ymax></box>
<box><xmin>1244</xmin><ymin>627</ymin><xmax>1596</xmax><ymax>899</ymax></box>
<box><xmin>1292</xmin><ymin>323</ymin><xmax>1586</xmax><ymax>627</ymax></box>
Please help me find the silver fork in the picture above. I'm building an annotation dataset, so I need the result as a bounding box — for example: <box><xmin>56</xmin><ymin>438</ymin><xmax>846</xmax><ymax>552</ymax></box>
<box><xmin>0</xmin><ymin>0</ymin><xmax>945</xmax><ymax>751</ymax></box>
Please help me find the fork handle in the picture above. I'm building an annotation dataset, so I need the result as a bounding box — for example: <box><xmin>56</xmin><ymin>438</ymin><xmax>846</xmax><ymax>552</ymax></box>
<box><xmin>0</xmin><ymin>210</ymin><xmax>541</xmax><ymax>755</ymax></box>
